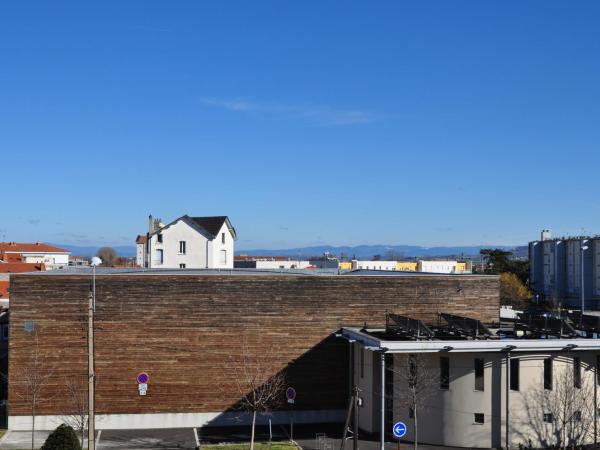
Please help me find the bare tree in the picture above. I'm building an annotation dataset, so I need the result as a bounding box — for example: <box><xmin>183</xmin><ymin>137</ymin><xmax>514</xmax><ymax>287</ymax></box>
<box><xmin>11</xmin><ymin>331</ymin><xmax>54</xmax><ymax>450</ymax></box>
<box><xmin>521</xmin><ymin>358</ymin><xmax>594</xmax><ymax>450</ymax></box>
<box><xmin>60</xmin><ymin>376</ymin><xmax>88</xmax><ymax>446</ymax></box>
<box><xmin>392</xmin><ymin>354</ymin><xmax>439</xmax><ymax>450</ymax></box>
<box><xmin>228</xmin><ymin>342</ymin><xmax>287</xmax><ymax>450</ymax></box>
<box><xmin>96</xmin><ymin>247</ymin><xmax>117</xmax><ymax>267</ymax></box>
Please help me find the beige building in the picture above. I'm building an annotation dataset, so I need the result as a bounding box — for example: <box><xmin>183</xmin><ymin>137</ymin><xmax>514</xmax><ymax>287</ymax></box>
<box><xmin>343</xmin><ymin>313</ymin><xmax>600</xmax><ymax>449</ymax></box>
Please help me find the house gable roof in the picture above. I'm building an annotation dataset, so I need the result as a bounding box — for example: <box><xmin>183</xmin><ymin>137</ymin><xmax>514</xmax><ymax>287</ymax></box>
<box><xmin>148</xmin><ymin>215</ymin><xmax>237</xmax><ymax>241</ymax></box>
<box><xmin>189</xmin><ymin>216</ymin><xmax>237</xmax><ymax>240</ymax></box>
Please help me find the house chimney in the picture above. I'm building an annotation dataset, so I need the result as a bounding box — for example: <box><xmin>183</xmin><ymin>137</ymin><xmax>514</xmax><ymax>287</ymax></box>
<box><xmin>541</xmin><ymin>229</ymin><xmax>551</xmax><ymax>241</ymax></box>
<box><xmin>148</xmin><ymin>214</ymin><xmax>154</xmax><ymax>234</ymax></box>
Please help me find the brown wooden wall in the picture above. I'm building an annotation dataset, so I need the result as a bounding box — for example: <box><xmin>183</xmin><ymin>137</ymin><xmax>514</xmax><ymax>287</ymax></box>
<box><xmin>8</xmin><ymin>273</ymin><xmax>499</xmax><ymax>417</ymax></box>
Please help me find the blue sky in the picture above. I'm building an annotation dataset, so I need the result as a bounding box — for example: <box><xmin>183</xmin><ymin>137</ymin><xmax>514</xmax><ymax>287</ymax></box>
<box><xmin>1</xmin><ymin>1</ymin><xmax>599</xmax><ymax>249</ymax></box>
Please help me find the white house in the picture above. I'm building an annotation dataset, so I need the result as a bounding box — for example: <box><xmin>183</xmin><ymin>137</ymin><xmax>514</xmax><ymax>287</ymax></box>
<box><xmin>137</xmin><ymin>214</ymin><xmax>237</xmax><ymax>269</ymax></box>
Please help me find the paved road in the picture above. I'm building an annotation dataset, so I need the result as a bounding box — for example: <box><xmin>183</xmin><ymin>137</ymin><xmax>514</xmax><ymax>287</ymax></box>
<box><xmin>0</xmin><ymin>424</ymin><xmax>469</xmax><ymax>450</ymax></box>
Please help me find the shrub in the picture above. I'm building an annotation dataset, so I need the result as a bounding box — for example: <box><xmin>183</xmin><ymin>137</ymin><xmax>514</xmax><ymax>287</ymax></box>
<box><xmin>41</xmin><ymin>424</ymin><xmax>82</xmax><ymax>450</ymax></box>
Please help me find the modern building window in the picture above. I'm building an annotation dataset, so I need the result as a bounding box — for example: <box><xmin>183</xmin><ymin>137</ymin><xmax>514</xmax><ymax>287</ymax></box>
<box><xmin>474</xmin><ymin>358</ymin><xmax>484</xmax><ymax>391</ymax></box>
<box><xmin>222</xmin><ymin>232</ymin><xmax>225</xmax><ymax>244</ymax></box>
<box><xmin>440</xmin><ymin>357</ymin><xmax>449</xmax><ymax>390</ymax></box>
<box><xmin>157</xmin><ymin>233</ymin><xmax>163</xmax><ymax>243</ymax></box>
<box><xmin>510</xmin><ymin>358</ymin><xmax>520</xmax><ymax>391</ymax></box>
<box><xmin>544</xmin><ymin>358</ymin><xmax>553</xmax><ymax>390</ymax></box>
<box><xmin>179</xmin><ymin>263</ymin><xmax>186</xmax><ymax>269</ymax></box>
<box><xmin>220</xmin><ymin>249</ymin><xmax>227</xmax><ymax>265</ymax></box>
<box><xmin>543</xmin><ymin>413</ymin><xmax>554</xmax><ymax>423</ymax></box>
<box><xmin>474</xmin><ymin>413</ymin><xmax>484</xmax><ymax>424</ymax></box>
<box><xmin>360</xmin><ymin>348</ymin><xmax>364</xmax><ymax>378</ymax></box>
<box><xmin>179</xmin><ymin>241</ymin><xmax>186</xmax><ymax>254</ymax></box>
<box><xmin>156</xmin><ymin>249</ymin><xmax>164</xmax><ymax>265</ymax></box>
<box><xmin>574</xmin><ymin>357</ymin><xmax>582</xmax><ymax>388</ymax></box>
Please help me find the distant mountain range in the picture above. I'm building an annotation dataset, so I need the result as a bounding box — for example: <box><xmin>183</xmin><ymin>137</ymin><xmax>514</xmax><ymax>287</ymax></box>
<box><xmin>52</xmin><ymin>243</ymin><xmax>527</xmax><ymax>260</ymax></box>
<box><xmin>237</xmin><ymin>244</ymin><xmax>527</xmax><ymax>260</ymax></box>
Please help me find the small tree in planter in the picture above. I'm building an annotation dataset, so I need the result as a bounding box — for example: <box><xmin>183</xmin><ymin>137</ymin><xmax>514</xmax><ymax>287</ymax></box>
<box><xmin>41</xmin><ymin>424</ymin><xmax>81</xmax><ymax>450</ymax></box>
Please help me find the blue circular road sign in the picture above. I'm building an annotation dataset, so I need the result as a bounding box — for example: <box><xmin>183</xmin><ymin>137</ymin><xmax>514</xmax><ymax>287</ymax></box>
<box><xmin>393</xmin><ymin>421</ymin><xmax>407</xmax><ymax>438</ymax></box>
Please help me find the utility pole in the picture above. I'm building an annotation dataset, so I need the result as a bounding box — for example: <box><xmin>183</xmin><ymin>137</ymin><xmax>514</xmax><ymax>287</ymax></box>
<box><xmin>88</xmin><ymin>258</ymin><xmax>101</xmax><ymax>450</ymax></box>
<box><xmin>87</xmin><ymin>289</ymin><xmax>95</xmax><ymax>450</ymax></box>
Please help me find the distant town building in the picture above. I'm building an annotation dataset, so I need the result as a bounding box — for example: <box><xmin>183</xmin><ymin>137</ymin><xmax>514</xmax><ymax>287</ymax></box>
<box><xmin>136</xmin><ymin>214</ymin><xmax>237</xmax><ymax>269</ymax></box>
<box><xmin>0</xmin><ymin>243</ymin><xmax>69</xmax><ymax>270</ymax></box>
<box><xmin>349</xmin><ymin>259</ymin><xmax>470</xmax><ymax>273</ymax></box>
<box><xmin>234</xmin><ymin>256</ymin><xmax>310</xmax><ymax>270</ymax></box>
<box><xmin>68</xmin><ymin>256</ymin><xmax>90</xmax><ymax>267</ymax></box>
<box><xmin>529</xmin><ymin>229</ymin><xmax>600</xmax><ymax>309</ymax></box>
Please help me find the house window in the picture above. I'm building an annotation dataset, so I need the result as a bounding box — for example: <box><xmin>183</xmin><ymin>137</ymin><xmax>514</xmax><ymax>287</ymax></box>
<box><xmin>179</xmin><ymin>263</ymin><xmax>186</xmax><ymax>269</ymax></box>
<box><xmin>157</xmin><ymin>233</ymin><xmax>163</xmax><ymax>243</ymax></box>
<box><xmin>474</xmin><ymin>413</ymin><xmax>484</xmax><ymax>424</ymax></box>
<box><xmin>474</xmin><ymin>358</ymin><xmax>484</xmax><ymax>391</ymax></box>
<box><xmin>156</xmin><ymin>249</ymin><xmax>164</xmax><ymax>265</ymax></box>
<box><xmin>222</xmin><ymin>232</ymin><xmax>225</xmax><ymax>244</ymax></box>
<box><xmin>220</xmin><ymin>249</ymin><xmax>227</xmax><ymax>265</ymax></box>
<box><xmin>179</xmin><ymin>241</ymin><xmax>186</xmax><ymax>254</ymax></box>
<box><xmin>544</xmin><ymin>358</ymin><xmax>553</xmax><ymax>390</ymax></box>
<box><xmin>440</xmin><ymin>357</ymin><xmax>449</xmax><ymax>390</ymax></box>
<box><xmin>543</xmin><ymin>413</ymin><xmax>553</xmax><ymax>423</ymax></box>
<box><xmin>574</xmin><ymin>357</ymin><xmax>581</xmax><ymax>388</ymax></box>
<box><xmin>510</xmin><ymin>358</ymin><xmax>520</xmax><ymax>391</ymax></box>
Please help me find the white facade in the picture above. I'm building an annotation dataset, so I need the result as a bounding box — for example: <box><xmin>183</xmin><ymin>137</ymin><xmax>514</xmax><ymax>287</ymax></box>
<box><xmin>418</xmin><ymin>260</ymin><xmax>458</xmax><ymax>274</ymax></box>
<box><xmin>136</xmin><ymin>241</ymin><xmax>145</xmax><ymax>267</ymax></box>
<box><xmin>1</xmin><ymin>251</ymin><xmax>69</xmax><ymax>270</ymax></box>
<box><xmin>354</xmin><ymin>260</ymin><xmax>398</xmax><ymax>271</ymax></box>
<box><xmin>141</xmin><ymin>215</ymin><xmax>236</xmax><ymax>269</ymax></box>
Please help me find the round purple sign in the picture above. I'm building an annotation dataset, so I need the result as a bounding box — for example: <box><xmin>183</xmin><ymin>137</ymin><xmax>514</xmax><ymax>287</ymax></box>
<box><xmin>286</xmin><ymin>387</ymin><xmax>296</xmax><ymax>401</ymax></box>
<box><xmin>137</xmin><ymin>372</ymin><xmax>149</xmax><ymax>384</ymax></box>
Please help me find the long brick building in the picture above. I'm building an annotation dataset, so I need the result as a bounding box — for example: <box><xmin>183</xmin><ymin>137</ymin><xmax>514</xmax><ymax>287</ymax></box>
<box><xmin>7</xmin><ymin>269</ymin><xmax>499</xmax><ymax>430</ymax></box>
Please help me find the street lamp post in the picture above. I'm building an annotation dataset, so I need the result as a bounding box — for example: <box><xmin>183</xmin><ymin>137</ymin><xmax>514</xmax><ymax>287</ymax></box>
<box><xmin>88</xmin><ymin>257</ymin><xmax>102</xmax><ymax>450</ymax></box>
<box><xmin>581</xmin><ymin>242</ymin><xmax>589</xmax><ymax>320</ymax></box>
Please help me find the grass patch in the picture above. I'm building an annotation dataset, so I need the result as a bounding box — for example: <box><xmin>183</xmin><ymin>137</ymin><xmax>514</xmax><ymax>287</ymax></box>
<box><xmin>203</xmin><ymin>442</ymin><xmax>298</xmax><ymax>450</ymax></box>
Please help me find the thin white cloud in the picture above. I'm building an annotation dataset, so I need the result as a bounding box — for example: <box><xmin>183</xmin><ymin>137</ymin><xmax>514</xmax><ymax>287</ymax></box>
<box><xmin>202</xmin><ymin>98</ymin><xmax>379</xmax><ymax>126</ymax></box>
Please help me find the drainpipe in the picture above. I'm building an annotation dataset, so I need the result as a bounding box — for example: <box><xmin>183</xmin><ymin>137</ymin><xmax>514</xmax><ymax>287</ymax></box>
<box><xmin>504</xmin><ymin>346</ymin><xmax>516</xmax><ymax>450</ymax></box>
